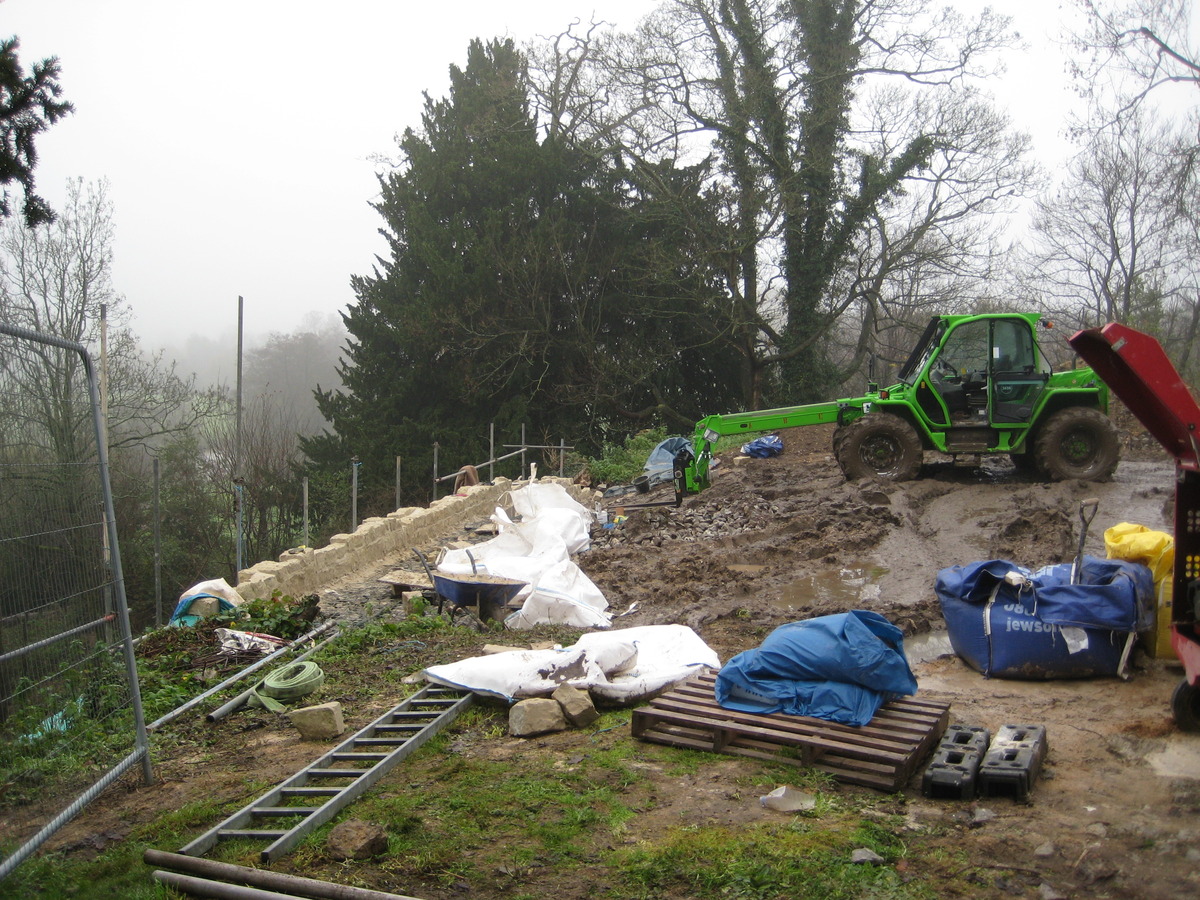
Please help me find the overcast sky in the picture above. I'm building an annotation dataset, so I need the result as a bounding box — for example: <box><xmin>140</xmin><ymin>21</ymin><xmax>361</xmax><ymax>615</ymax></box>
<box><xmin>4</xmin><ymin>0</ymin><xmax>1085</xmax><ymax>352</ymax></box>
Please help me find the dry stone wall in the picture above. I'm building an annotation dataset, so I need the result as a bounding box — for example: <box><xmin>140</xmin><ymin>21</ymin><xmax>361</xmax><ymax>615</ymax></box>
<box><xmin>233</xmin><ymin>477</ymin><xmax>598</xmax><ymax>602</ymax></box>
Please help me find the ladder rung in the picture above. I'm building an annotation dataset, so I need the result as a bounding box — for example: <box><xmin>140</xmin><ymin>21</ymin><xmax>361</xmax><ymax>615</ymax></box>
<box><xmin>281</xmin><ymin>787</ymin><xmax>341</xmax><ymax>796</ymax></box>
<box><xmin>219</xmin><ymin>829</ymin><xmax>287</xmax><ymax>840</ymax></box>
<box><xmin>251</xmin><ymin>807</ymin><xmax>315</xmax><ymax>817</ymax></box>
<box><xmin>353</xmin><ymin>737</ymin><xmax>408</xmax><ymax>747</ymax></box>
<box><xmin>332</xmin><ymin>752</ymin><xmax>388</xmax><ymax>762</ymax></box>
<box><xmin>306</xmin><ymin>768</ymin><xmax>367</xmax><ymax>778</ymax></box>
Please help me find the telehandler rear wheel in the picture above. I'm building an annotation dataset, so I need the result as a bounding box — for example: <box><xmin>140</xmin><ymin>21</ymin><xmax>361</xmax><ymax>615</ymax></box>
<box><xmin>1033</xmin><ymin>407</ymin><xmax>1120</xmax><ymax>481</ymax></box>
<box><xmin>834</xmin><ymin>413</ymin><xmax>923</xmax><ymax>481</ymax></box>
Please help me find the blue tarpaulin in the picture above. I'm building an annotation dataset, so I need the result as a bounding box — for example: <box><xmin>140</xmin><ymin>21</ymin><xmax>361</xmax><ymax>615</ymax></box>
<box><xmin>935</xmin><ymin>556</ymin><xmax>1154</xmax><ymax>678</ymax></box>
<box><xmin>740</xmin><ymin>434</ymin><xmax>783</xmax><ymax>457</ymax></box>
<box><xmin>715</xmin><ymin>611</ymin><xmax>918</xmax><ymax>726</ymax></box>
<box><xmin>169</xmin><ymin>592</ymin><xmax>238</xmax><ymax>627</ymax></box>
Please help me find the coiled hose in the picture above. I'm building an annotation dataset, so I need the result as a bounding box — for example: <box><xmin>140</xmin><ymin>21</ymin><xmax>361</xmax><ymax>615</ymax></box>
<box><xmin>246</xmin><ymin>661</ymin><xmax>325</xmax><ymax>712</ymax></box>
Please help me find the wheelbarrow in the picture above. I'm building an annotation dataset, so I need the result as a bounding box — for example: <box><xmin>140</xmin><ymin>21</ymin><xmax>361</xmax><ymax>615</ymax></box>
<box><xmin>413</xmin><ymin>548</ymin><xmax>527</xmax><ymax>623</ymax></box>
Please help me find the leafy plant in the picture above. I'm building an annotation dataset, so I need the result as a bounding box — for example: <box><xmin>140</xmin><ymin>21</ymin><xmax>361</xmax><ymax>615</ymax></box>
<box><xmin>587</xmin><ymin>427</ymin><xmax>670</xmax><ymax>486</ymax></box>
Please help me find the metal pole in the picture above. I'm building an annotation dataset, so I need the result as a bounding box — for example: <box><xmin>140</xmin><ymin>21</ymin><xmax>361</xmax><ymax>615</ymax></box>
<box><xmin>235</xmin><ymin>481</ymin><xmax>244</xmax><ymax>574</ymax></box>
<box><xmin>432</xmin><ymin>441</ymin><xmax>439</xmax><ymax>503</ymax></box>
<box><xmin>395</xmin><ymin>455</ymin><xmax>402</xmax><ymax>510</ymax></box>
<box><xmin>153</xmin><ymin>457</ymin><xmax>162</xmax><ymax>627</ymax></box>
<box><xmin>235</xmin><ymin>296</ymin><xmax>245</xmax><ymax>572</ymax></box>
<box><xmin>144</xmin><ymin>849</ymin><xmax>426</xmax><ymax>900</ymax></box>
<box><xmin>350</xmin><ymin>457</ymin><xmax>359</xmax><ymax>532</ymax></box>
<box><xmin>302</xmin><ymin>476</ymin><xmax>309</xmax><ymax>549</ymax></box>
<box><xmin>489</xmin><ymin>422</ymin><xmax>495</xmax><ymax>483</ymax></box>
<box><xmin>559</xmin><ymin>438</ymin><xmax>566</xmax><ymax>477</ymax></box>
<box><xmin>521</xmin><ymin>423</ymin><xmax>527</xmax><ymax>480</ymax></box>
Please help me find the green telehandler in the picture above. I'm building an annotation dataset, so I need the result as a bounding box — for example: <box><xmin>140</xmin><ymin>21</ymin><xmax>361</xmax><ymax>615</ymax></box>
<box><xmin>673</xmin><ymin>312</ymin><xmax>1120</xmax><ymax>496</ymax></box>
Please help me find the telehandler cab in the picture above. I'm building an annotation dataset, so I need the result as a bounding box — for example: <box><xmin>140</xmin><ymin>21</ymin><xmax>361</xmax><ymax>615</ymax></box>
<box><xmin>674</xmin><ymin>313</ymin><xmax>1120</xmax><ymax>495</ymax></box>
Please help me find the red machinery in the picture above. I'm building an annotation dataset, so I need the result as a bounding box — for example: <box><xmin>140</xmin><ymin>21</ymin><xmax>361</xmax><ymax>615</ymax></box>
<box><xmin>1069</xmin><ymin>323</ymin><xmax>1200</xmax><ymax>730</ymax></box>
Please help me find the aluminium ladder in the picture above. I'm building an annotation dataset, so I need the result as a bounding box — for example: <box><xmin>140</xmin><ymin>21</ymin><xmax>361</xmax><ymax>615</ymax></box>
<box><xmin>180</xmin><ymin>683</ymin><xmax>473</xmax><ymax>862</ymax></box>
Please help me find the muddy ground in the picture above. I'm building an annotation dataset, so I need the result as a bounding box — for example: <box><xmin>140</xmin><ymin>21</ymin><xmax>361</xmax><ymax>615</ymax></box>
<box><xmin>12</xmin><ymin>419</ymin><xmax>1200</xmax><ymax>899</ymax></box>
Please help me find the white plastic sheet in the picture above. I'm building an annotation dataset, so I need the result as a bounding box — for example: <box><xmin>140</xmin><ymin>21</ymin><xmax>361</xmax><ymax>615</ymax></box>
<box><xmin>437</xmin><ymin>482</ymin><xmax>608</xmax><ymax>629</ymax></box>
<box><xmin>421</xmin><ymin>624</ymin><xmax>720</xmax><ymax>704</ymax></box>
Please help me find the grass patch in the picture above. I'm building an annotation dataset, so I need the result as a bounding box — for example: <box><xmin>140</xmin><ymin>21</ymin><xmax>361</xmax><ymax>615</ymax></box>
<box><xmin>617</xmin><ymin>817</ymin><xmax>933</xmax><ymax>900</ymax></box>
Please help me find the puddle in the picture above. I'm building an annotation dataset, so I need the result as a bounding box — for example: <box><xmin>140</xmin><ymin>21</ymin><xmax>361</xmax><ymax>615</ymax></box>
<box><xmin>776</xmin><ymin>564</ymin><xmax>888</xmax><ymax>609</ymax></box>
<box><xmin>906</xmin><ymin>629</ymin><xmax>955</xmax><ymax>664</ymax></box>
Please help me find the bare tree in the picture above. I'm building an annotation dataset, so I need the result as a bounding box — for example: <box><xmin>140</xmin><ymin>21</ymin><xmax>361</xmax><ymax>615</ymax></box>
<box><xmin>1028</xmin><ymin>111</ymin><xmax>1187</xmax><ymax>336</ymax></box>
<box><xmin>0</xmin><ymin>179</ymin><xmax>217</xmax><ymax>459</ymax></box>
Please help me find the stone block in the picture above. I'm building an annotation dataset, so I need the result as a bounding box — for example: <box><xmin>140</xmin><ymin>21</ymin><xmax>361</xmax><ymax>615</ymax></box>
<box><xmin>287</xmin><ymin>701</ymin><xmax>345</xmax><ymax>740</ymax></box>
<box><xmin>509</xmin><ymin>698</ymin><xmax>567</xmax><ymax>737</ymax></box>
<box><xmin>552</xmin><ymin>683</ymin><xmax>599</xmax><ymax>727</ymax></box>
<box><xmin>186</xmin><ymin>595</ymin><xmax>221</xmax><ymax>617</ymax></box>
<box><xmin>326</xmin><ymin>819</ymin><xmax>388</xmax><ymax>860</ymax></box>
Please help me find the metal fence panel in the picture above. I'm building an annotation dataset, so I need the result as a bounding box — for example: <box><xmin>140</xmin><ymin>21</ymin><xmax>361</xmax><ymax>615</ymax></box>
<box><xmin>0</xmin><ymin>324</ymin><xmax>151</xmax><ymax>880</ymax></box>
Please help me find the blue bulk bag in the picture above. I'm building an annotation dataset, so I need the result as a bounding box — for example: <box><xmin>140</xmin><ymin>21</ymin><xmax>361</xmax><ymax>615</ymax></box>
<box><xmin>935</xmin><ymin>556</ymin><xmax>1154</xmax><ymax>679</ymax></box>
<box><xmin>715</xmin><ymin>611</ymin><xmax>918</xmax><ymax>726</ymax></box>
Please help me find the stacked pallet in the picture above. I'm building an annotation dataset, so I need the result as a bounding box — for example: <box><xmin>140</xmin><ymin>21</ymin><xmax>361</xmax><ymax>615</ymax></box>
<box><xmin>631</xmin><ymin>672</ymin><xmax>950</xmax><ymax>791</ymax></box>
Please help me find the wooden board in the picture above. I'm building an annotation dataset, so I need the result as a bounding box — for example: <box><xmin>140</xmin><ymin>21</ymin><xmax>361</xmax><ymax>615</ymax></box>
<box><xmin>631</xmin><ymin>672</ymin><xmax>950</xmax><ymax>791</ymax></box>
<box><xmin>377</xmin><ymin>569</ymin><xmax>433</xmax><ymax>595</ymax></box>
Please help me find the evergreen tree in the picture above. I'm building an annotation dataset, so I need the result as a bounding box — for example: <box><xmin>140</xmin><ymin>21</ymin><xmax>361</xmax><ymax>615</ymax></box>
<box><xmin>312</xmin><ymin>39</ymin><xmax>740</xmax><ymax>507</ymax></box>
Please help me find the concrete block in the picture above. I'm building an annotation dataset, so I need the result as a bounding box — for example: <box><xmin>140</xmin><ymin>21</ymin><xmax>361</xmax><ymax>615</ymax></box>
<box><xmin>287</xmin><ymin>701</ymin><xmax>345</xmax><ymax>740</ymax></box>
<box><xmin>509</xmin><ymin>698</ymin><xmax>567</xmax><ymax>737</ymax></box>
<box><xmin>553</xmin><ymin>683</ymin><xmax>599</xmax><ymax>727</ymax></box>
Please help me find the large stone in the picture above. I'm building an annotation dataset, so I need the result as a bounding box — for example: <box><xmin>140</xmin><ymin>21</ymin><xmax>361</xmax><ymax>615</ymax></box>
<box><xmin>287</xmin><ymin>701</ymin><xmax>345</xmax><ymax>740</ymax></box>
<box><xmin>326</xmin><ymin>819</ymin><xmax>388</xmax><ymax>860</ymax></box>
<box><xmin>509</xmin><ymin>698</ymin><xmax>567</xmax><ymax>737</ymax></box>
<box><xmin>552</xmin><ymin>683</ymin><xmax>599</xmax><ymax>727</ymax></box>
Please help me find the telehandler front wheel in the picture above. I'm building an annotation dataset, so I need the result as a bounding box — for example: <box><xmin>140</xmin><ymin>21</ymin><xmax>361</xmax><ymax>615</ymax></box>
<box><xmin>834</xmin><ymin>413</ymin><xmax>923</xmax><ymax>481</ymax></box>
<box><xmin>1033</xmin><ymin>407</ymin><xmax>1120</xmax><ymax>481</ymax></box>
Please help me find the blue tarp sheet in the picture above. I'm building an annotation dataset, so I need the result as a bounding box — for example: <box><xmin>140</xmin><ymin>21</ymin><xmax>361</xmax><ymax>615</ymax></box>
<box><xmin>169</xmin><ymin>592</ymin><xmax>238</xmax><ymax>627</ymax></box>
<box><xmin>740</xmin><ymin>434</ymin><xmax>783</xmax><ymax>457</ymax></box>
<box><xmin>934</xmin><ymin>556</ymin><xmax>1154</xmax><ymax>678</ymax></box>
<box><xmin>715</xmin><ymin>611</ymin><xmax>918</xmax><ymax>726</ymax></box>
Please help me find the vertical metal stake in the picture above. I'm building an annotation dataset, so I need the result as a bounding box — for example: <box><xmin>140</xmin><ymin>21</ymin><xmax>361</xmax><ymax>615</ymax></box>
<box><xmin>489</xmin><ymin>422</ymin><xmax>495</xmax><ymax>484</ymax></box>
<box><xmin>153</xmin><ymin>457</ymin><xmax>162</xmax><ymax>628</ymax></box>
<box><xmin>395</xmin><ymin>456</ymin><xmax>402</xmax><ymax>510</ymax></box>
<box><xmin>521</xmin><ymin>423</ymin><xmax>527</xmax><ymax>480</ymax></box>
<box><xmin>302</xmin><ymin>476</ymin><xmax>309</xmax><ymax>549</ymax></box>
<box><xmin>559</xmin><ymin>438</ymin><xmax>566</xmax><ymax>477</ymax></box>
<box><xmin>350</xmin><ymin>457</ymin><xmax>360</xmax><ymax>532</ymax></box>
<box><xmin>432</xmin><ymin>441</ymin><xmax>440</xmax><ymax>503</ymax></box>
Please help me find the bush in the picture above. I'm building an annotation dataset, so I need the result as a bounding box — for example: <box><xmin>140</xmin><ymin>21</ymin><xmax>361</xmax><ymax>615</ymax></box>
<box><xmin>587</xmin><ymin>428</ymin><xmax>669</xmax><ymax>486</ymax></box>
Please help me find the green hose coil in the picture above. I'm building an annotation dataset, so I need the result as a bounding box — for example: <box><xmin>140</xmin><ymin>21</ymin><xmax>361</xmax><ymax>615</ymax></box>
<box><xmin>247</xmin><ymin>661</ymin><xmax>325</xmax><ymax>712</ymax></box>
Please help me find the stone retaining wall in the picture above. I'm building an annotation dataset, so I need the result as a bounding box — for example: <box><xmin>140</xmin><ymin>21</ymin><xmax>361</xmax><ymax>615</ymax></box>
<box><xmin>234</xmin><ymin>477</ymin><xmax>598</xmax><ymax>602</ymax></box>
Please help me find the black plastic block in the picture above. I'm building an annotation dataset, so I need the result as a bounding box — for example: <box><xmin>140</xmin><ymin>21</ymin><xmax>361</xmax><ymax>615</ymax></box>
<box><xmin>978</xmin><ymin>724</ymin><xmax>1048</xmax><ymax>800</ymax></box>
<box><xmin>921</xmin><ymin>724</ymin><xmax>991</xmax><ymax>800</ymax></box>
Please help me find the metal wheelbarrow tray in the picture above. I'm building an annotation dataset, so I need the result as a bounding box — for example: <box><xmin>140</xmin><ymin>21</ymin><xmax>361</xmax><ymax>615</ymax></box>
<box><xmin>431</xmin><ymin>573</ymin><xmax>527</xmax><ymax>622</ymax></box>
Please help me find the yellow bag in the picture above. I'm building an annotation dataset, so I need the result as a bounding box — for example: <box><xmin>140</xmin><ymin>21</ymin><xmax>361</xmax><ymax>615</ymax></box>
<box><xmin>1104</xmin><ymin>522</ymin><xmax>1175</xmax><ymax>659</ymax></box>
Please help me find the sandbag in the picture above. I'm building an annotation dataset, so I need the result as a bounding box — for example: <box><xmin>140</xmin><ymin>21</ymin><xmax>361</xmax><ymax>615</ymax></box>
<box><xmin>715</xmin><ymin>611</ymin><xmax>917</xmax><ymax>726</ymax></box>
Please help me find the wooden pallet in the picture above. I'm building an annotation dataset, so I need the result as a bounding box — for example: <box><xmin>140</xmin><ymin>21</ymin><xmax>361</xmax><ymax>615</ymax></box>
<box><xmin>631</xmin><ymin>672</ymin><xmax>950</xmax><ymax>791</ymax></box>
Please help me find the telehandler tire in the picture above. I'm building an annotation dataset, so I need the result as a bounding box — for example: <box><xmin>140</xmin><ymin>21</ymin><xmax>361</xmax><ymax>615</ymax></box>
<box><xmin>834</xmin><ymin>413</ymin><xmax>923</xmax><ymax>481</ymax></box>
<box><xmin>1171</xmin><ymin>678</ymin><xmax>1200</xmax><ymax>733</ymax></box>
<box><xmin>1032</xmin><ymin>407</ymin><xmax>1120</xmax><ymax>481</ymax></box>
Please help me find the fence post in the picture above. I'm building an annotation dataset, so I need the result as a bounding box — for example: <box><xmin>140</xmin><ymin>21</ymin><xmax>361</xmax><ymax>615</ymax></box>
<box><xmin>153</xmin><ymin>458</ymin><xmax>162</xmax><ymax>628</ymax></box>
<box><xmin>395</xmin><ymin>456</ymin><xmax>402</xmax><ymax>510</ymax></box>
<box><xmin>521</xmin><ymin>423</ymin><xmax>527</xmax><ymax>480</ymax></box>
<box><xmin>432</xmin><ymin>441</ymin><xmax>440</xmax><ymax>503</ymax></box>
<box><xmin>489</xmin><ymin>423</ymin><xmax>495</xmax><ymax>484</ymax></box>
<box><xmin>350</xmin><ymin>457</ymin><xmax>359</xmax><ymax>532</ymax></box>
<box><xmin>302</xmin><ymin>476</ymin><xmax>309</xmax><ymax>549</ymax></box>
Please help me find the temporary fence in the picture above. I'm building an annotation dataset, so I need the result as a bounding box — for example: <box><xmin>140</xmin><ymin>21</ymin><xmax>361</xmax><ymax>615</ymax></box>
<box><xmin>429</xmin><ymin>423</ymin><xmax>575</xmax><ymax>502</ymax></box>
<box><xmin>0</xmin><ymin>323</ymin><xmax>152</xmax><ymax>880</ymax></box>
